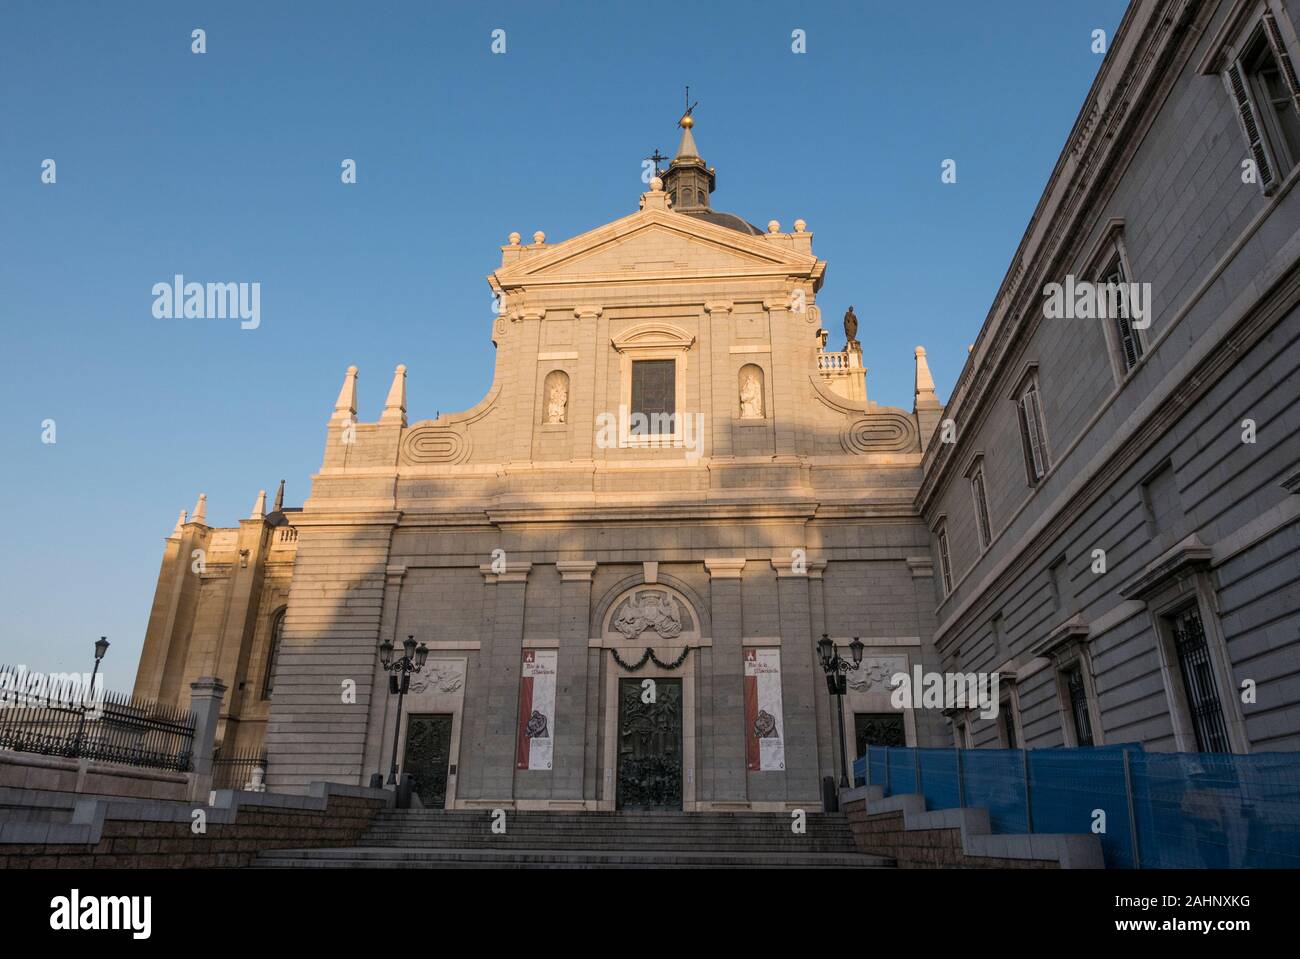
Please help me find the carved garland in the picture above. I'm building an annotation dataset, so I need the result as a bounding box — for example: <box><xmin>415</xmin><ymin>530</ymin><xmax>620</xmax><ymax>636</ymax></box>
<box><xmin>607</xmin><ymin>646</ymin><xmax>693</xmax><ymax>671</ymax></box>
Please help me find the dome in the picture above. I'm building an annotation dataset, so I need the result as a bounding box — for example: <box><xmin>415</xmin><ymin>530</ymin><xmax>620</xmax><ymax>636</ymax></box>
<box><xmin>678</xmin><ymin>209</ymin><xmax>765</xmax><ymax>236</ymax></box>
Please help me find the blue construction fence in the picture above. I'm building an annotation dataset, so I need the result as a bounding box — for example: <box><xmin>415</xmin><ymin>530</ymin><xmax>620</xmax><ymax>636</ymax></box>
<box><xmin>852</xmin><ymin>744</ymin><xmax>1300</xmax><ymax>869</ymax></box>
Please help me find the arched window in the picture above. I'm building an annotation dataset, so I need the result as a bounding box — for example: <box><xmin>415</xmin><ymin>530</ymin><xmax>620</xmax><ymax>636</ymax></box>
<box><xmin>697</xmin><ymin>190</ymin><xmax>707</xmax><ymax>206</ymax></box>
<box><xmin>262</xmin><ymin>608</ymin><xmax>285</xmax><ymax>699</ymax></box>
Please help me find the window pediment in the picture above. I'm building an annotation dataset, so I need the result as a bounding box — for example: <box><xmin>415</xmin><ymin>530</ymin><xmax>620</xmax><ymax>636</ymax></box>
<box><xmin>611</xmin><ymin>322</ymin><xmax>695</xmax><ymax>354</ymax></box>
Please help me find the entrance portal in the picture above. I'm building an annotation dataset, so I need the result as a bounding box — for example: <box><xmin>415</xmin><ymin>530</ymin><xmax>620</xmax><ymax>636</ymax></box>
<box><xmin>403</xmin><ymin>713</ymin><xmax>453</xmax><ymax>808</ymax></box>
<box><xmin>616</xmin><ymin>677</ymin><xmax>683</xmax><ymax>810</ymax></box>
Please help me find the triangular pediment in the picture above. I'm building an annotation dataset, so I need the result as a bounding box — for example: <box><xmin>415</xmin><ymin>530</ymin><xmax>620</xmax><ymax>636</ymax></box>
<box><xmin>494</xmin><ymin>208</ymin><xmax>817</xmax><ymax>287</ymax></box>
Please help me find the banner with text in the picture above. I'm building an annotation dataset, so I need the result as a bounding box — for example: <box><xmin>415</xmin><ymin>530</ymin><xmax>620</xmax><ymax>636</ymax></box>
<box><xmin>744</xmin><ymin>648</ymin><xmax>786</xmax><ymax>771</ymax></box>
<box><xmin>516</xmin><ymin>649</ymin><xmax>557</xmax><ymax>770</ymax></box>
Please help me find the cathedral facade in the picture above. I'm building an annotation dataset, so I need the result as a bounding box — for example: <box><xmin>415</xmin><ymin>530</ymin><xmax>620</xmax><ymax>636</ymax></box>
<box><xmin>133</xmin><ymin>120</ymin><xmax>948</xmax><ymax>810</ymax></box>
<box><xmin>132</xmin><ymin>0</ymin><xmax>1300</xmax><ymax>810</ymax></box>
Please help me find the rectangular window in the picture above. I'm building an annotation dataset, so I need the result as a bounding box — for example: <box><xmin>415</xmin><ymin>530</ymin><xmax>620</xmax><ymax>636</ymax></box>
<box><xmin>1049</xmin><ymin>557</ymin><xmax>1071</xmax><ymax>614</ymax></box>
<box><xmin>1001</xmin><ymin>704</ymin><xmax>1019</xmax><ymax>749</ymax></box>
<box><xmin>1102</xmin><ymin>253</ymin><xmax>1145</xmax><ymax>373</ymax></box>
<box><xmin>1141</xmin><ymin>461</ymin><xmax>1179</xmax><ymax>543</ymax></box>
<box><xmin>1227</xmin><ymin>16</ymin><xmax>1300</xmax><ymax>192</ymax></box>
<box><xmin>1168</xmin><ymin>606</ymin><xmax>1232</xmax><ymax>753</ymax></box>
<box><xmin>1064</xmin><ymin>665</ymin><xmax>1095</xmax><ymax>747</ymax></box>
<box><xmin>970</xmin><ymin>464</ymin><xmax>992</xmax><ymax>550</ymax></box>
<box><xmin>630</xmin><ymin>359</ymin><xmax>675</xmax><ymax>434</ymax></box>
<box><xmin>936</xmin><ymin>520</ymin><xmax>953</xmax><ymax>597</ymax></box>
<box><xmin>1016</xmin><ymin>376</ymin><xmax>1049</xmax><ymax>483</ymax></box>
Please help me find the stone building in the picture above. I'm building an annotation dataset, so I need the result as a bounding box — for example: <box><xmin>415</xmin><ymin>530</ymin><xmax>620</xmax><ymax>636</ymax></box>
<box><xmin>132</xmin><ymin>115</ymin><xmax>949</xmax><ymax>809</ymax></box>
<box><xmin>133</xmin><ymin>0</ymin><xmax>1300</xmax><ymax>809</ymax></box>
<box><xmin>919</xmin><ymin>0</ymin><xmax>1300</xmax><ymax>754</ymax></box>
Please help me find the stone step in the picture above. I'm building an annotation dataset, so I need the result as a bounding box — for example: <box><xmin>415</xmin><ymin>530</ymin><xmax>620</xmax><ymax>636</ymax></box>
<box><xmin>360</xmin><ymin>836</ymin><xmax>854</xmax><ymax>850</ymax></box>
<box><xmin>254</xmin><ymin>846</ymin><xmax>894</xmax><ymax>869</ymax></box>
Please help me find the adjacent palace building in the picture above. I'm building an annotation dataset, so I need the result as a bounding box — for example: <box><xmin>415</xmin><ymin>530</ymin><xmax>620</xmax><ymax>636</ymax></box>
<box><xmin>133</xmin><ymin>0</ymin><xmax>1300</xmax><ymax>810</ymax></box>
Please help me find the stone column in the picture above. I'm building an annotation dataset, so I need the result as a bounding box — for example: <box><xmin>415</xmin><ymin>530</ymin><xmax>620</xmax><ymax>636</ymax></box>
<box><xmin>188</xmin><ymin>676</ymin><xmax>227</xmax><ymax>801</ymax></box>
<box><xmin>771</xmin><ymin>557</ymin><xmax>821</xmax><ymax>803</ymax></box>
<box><xmin>362</xmin><ymin>564</ymin><xmax>406</xmax><ymax>782</ymax></box>
<box><xmin>704</xmin><ymin>302</ymin><xmax>733</xmax><ymax>459</ymax></box>
<box><xmin>508</xmin><ymin>309</ymin><xmax>545</xmax><ymax>464</ymax></box>
<box><xmin>553</xmin><ymin>561</ymin><xmax>596</xmax><ymax>801</ymax></box>
<box><xmin>764</xmin><ymin>296</ymin><xmax>799</xmax><ymax>454</ymax></box>
<box><xmin>481</xmin><ymin>563</ymin><xmax>532</xmax><ymax>802</ymax></box>
<box><xmin>704</xmin><ymin>558</ymin><xmax>746</xmax><ymax>804</ymax></box>
<box><xmin>807</xmin><ymin>560</ymin><xmax>835</xmax><ymax>785</ymax></box>
<box><xmin>571</xmin><ymin>308</ymin><xmax>601</xmax><ymax>462</ymax></box>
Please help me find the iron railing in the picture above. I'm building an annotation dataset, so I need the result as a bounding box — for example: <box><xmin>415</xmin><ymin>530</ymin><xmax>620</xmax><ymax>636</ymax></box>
<box><xmin>212</xmin><ymin>747</ymin><xmax>266</xmax><ymax>790</ymax></box>
<box><xmin>0</xmin><ymin>664</ymin><xmax>195</xmax><ymax>772</ymax></box>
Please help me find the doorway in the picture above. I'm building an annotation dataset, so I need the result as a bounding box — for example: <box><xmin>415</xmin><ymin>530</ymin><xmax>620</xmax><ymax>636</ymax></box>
<box><xmin>402</xmin><ymin>713</ymin><xmax>453</xmax><ymax>808</ymax></box>
<box><xmin>615</xmin><ymin>678</ymin><xmax>683</xmax><ymax>810</ymax></box>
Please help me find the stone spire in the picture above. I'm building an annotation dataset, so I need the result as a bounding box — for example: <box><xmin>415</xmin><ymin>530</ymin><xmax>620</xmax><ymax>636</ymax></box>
<box><xmin>170</xmin><ymin>510</ymin><xmax>187</xmax><ymax>537</ymax></box>
<box><xmin>661</xmin><ymin>110</ymin><xmax>715</xmax><ymax>212</ymax></box>
<box><xmin>191</xmin><ymin>493</ymin><xmax>207</xmax><ymax>526</ymax></box>
<box><xmin>332</xmin><ymin>365</ymin><xmax>358</xmax><ymax>421</ymax></box>
<box><xmin>914</xmin><ymin>346</ymin><xmax>943</xmax><ymax>454</ymax></box>
<box><xmin>273</xmin><ymin>479</ymin><xmax>285</xmax><ymax>512</ymax></box>
<box><xmin>914</xmin><ymin>346</ymin><xmax>937</xmax><ymax>403</ymax></box>
<box><xmin>380</xmin><ymin>364</ymin><xmax>408</xmax><ymax>426</ymax></box>
<box><xmin>249</xmin><ymin>489</ymin><xmax>266</xmax><ymax>521</ymax></box>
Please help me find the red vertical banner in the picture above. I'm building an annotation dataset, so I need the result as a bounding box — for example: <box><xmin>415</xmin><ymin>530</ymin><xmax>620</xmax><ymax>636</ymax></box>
<box><xmin>516</xmin><ymin>652</ymin><xmax>535</xmax><ymax>769</ymax></box>
<box><xmin>744</xmin><ymin>648</ymin><xmax>786</xmax><ymax>771</ymax></box>
<box><xmin>516</xmin><ymin>650</ymin><xmax>556</xmax><ymax>770</ymax></box>
<box><xmin>744</xmin><ymin>653</ymin><xmax>760</xmax><ymax>770</ymax></box>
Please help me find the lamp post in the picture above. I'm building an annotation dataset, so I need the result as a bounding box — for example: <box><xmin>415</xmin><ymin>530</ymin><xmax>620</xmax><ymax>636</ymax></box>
<box><xmin>817</xmin><ymin>633</ymin><xmax>864</xmax><ymax>789</ymax></box>
<box><xmin>379</xmin><ymin>635</ymin><xmax>429</xmax><ymax>786</ymax></box>
<box><xmin>74</xmin><ymin>637</ymin><xmax>110</xmax><ymax>756</ymax></box>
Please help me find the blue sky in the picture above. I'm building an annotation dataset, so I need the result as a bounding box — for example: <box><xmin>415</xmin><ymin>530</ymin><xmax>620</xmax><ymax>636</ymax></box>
<box><xmin>0</xmin><ymin>0</ymin><xmax>1129</xmax><ymax>690</ymax></box>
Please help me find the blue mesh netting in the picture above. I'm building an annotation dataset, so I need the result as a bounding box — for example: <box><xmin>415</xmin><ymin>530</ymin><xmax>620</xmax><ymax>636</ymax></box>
<box><xmin>1028</xmin><ymin>745</ymin><xmax>1135</xmax><ymax>868</ymax></box>
<box><xmin>1130</xmin><ymin>751</ymin><xmax>1300</xmax><ymax>869</ymax></box>
<box><xmin>853</xmin><ymin>743</ymin><xmax>1300</xmax><ymax>868</ymax></box>
<box><xmin>960</xmin><ymin>748</ymin><xmax>1030</xmax><ymax>834</ymax></box>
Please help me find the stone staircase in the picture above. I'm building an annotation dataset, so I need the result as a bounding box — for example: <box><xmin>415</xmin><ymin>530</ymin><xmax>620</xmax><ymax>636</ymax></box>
<box><xmin>256</xmin><ymin>809</ymin><xmax>894</xmax><ymax>869</ymax></box>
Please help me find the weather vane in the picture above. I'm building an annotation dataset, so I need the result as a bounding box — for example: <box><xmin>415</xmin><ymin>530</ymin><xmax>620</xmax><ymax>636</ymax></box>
<box><xmin>680</xmin><ymin>85</ymin><xmax>698</xmax><ymax>127</ymax></box>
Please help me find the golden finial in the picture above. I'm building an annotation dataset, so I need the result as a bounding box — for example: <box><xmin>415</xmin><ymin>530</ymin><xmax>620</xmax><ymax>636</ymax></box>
<box><xmin>680</xmin><ymin>114</ymin><xmax>694</xmax><ymax>129</ymax></box>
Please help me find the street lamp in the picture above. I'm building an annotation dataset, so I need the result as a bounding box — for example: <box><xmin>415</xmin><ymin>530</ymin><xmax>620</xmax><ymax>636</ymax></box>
<box><xmin>817</xmin><ymin>633</ymin><xmax>864</xmax><ymax>789</ymax></box>
<box><xmin>74</xmin><ymin>637</ymin><xmax>110</xmax><ymax>756</ymax></box>
<box><xmin>379</xmin><ymin>635</ymin><xmax>429</xmax><ymax>786</ymax></box>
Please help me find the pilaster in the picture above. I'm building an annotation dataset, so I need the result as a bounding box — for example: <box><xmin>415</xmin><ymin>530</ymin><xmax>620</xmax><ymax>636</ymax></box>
<box><xmin>704</xmin><ymin>557</ymin><xmax>746</xmax><ymax>802</ymax></box>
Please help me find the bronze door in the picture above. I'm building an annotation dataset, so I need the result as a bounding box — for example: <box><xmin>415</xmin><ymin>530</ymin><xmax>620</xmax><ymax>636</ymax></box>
<box><xmin>854</xmin><ymin>712</ymin><xmax>905</xmax><ymax>758</ymax></box>
<box><xmin>402</xmin><ymin>713</ymin><xmax>453</xmax><ymax>808</ymax></box>
<box><xmin>616</xmin><ymin>678</ymin><xmax>683</xmax><ymax>810</ymax></box>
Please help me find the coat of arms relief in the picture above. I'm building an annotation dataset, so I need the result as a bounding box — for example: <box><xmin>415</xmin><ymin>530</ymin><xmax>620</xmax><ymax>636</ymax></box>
<box><xmin>613</xmin><ymin>591</ymin><xmax>684</xmax><ymax>640</ymax></box>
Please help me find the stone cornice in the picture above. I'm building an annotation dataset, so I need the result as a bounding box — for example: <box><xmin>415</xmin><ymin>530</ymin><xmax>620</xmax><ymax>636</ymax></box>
<box><xmin>770</xmin><ymin>555</ymin><xmax>825</xmax><ymax>578</ymax></box>
<box><xmin>556</xmin><ymin>560</ymin><xmax>598</xmax><ymax>582</ymax></box>
<box><xmin>286</xmin><ymin>510</ymin><xmax>402</xmax><ymax>528</ymax></box>
<box><xmin>1118</xmin><ymin>534</ymin><xmax>1212</xmax><ymax>601</ymax></box>
<box><xmin>704</xmin><ymin>558</ymin><xmax>747</xmax><ymax>579</ymax></box>
<box><xmin>1027</xmin><ymin>615</ymin><xmax>1091</xmax><ymax>661</ymax></box>
<box><xmin>479</xmin><ymin>561</ymin><xmax>533</xmax><ymax>584</ymax></box>
<box><xmin>905</xmin><ymin>556</ymin><xmax>934</xmax><ymax>579</ymax></box>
